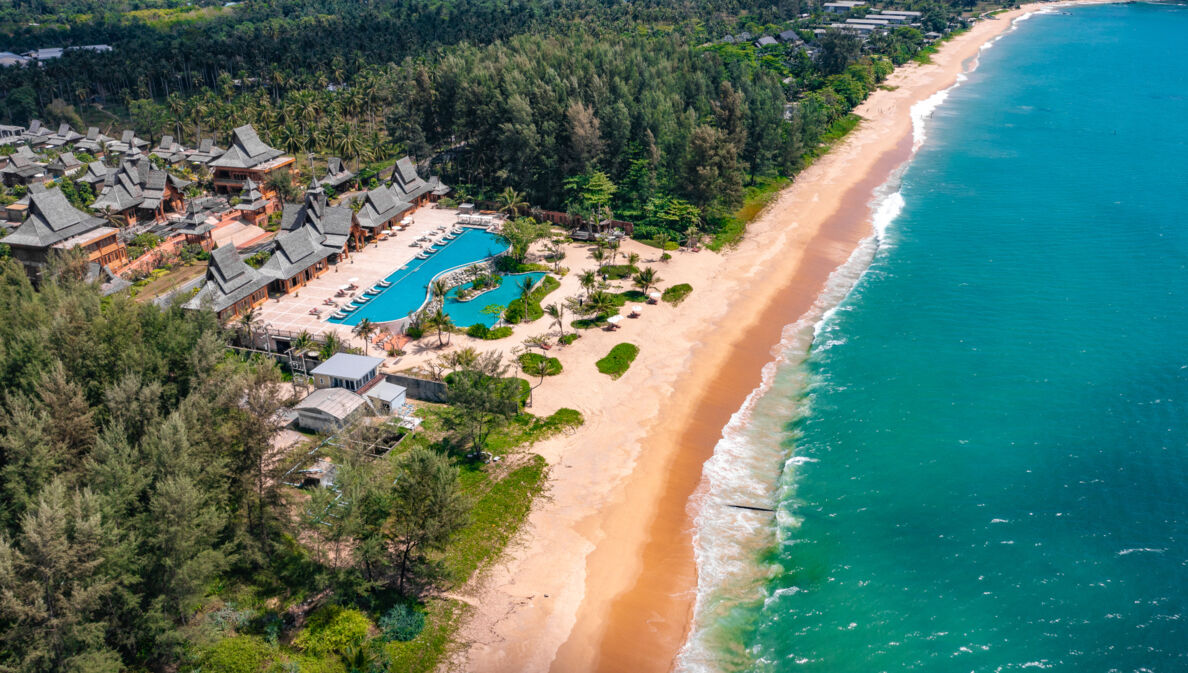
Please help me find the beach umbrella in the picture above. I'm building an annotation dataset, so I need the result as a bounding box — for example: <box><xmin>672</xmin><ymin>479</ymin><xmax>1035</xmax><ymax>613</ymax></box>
<box><xmin>607</xmin><ymin>315</ymin><xmax>623</xmax><ymax>325</ymax></box>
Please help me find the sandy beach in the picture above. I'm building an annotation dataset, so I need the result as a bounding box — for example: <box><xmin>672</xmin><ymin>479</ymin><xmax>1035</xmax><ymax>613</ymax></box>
<box><xmin>452</xmin><ymin>7</ymin><xmax>1046</xmax><ymax>672</ymax></box>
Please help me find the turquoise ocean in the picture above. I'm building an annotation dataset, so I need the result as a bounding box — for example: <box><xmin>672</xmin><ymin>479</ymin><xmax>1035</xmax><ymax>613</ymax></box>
<box><xmin>679</xmin><ymin>4</ymin><xmax>1188</xmax><ymax>672</ymax></box>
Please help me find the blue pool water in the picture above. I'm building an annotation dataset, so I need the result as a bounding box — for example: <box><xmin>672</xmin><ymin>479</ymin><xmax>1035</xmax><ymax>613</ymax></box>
<box><xmin>330</xmin><ymin>228</ymin><xmax>509</xmax><ymax>325</ymax></box>
<box><xmin>681</xmin><ymin>4</ymin><xmax>1188</xmax><ymax>673</ymax></box>
<box><xmin>443</xmin><ymin>272</ymin><xmax>547</xmax><ymax>328</ymax></box>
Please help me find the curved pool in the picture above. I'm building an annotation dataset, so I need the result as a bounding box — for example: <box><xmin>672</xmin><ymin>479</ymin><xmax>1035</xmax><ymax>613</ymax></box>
<box><xmin>443</xmin><ymin>272</ymin><xmax>547</xmax><ymax>328</ymax></box>
<box><xmin>329</xmin><ymin>228</ymin><xmax>509</xmax><ymax>326</ymax></box>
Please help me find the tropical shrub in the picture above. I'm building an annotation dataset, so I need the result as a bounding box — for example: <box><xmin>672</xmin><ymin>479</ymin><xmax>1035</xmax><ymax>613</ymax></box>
<box><xmin>293</xmin><ymin>605</ymin><xmax>371</xmax><ymax>656</ymax></box>
<box><xmin>379</xmin><ymin>604</ymin><xmax>426</xmax><ymax>643</ymax></box>
<box><xmin>596</xmin><ymin>343</ymin><xmax>639</xmax><ymax>379</ymax></box>
<box><xmin>661</xmin><ymin>283</ymin><xmax>692</xmax><ymax>305</ymax></box>
<box><xmin>199</xmin><ymin>636</ymin><xmax>271</xmax><ymax>673</ymax></box>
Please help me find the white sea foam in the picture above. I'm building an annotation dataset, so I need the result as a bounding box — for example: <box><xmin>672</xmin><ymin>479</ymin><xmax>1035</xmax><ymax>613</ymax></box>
<box><xmin>1117</xmin><ymin>548</ymin><xmax>1167</xmax><ymax>556</ymax></box>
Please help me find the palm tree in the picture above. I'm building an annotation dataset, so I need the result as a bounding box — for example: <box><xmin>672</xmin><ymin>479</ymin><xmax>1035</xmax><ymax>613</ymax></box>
<box><xmin>685</xmin><ymin>226</ymin><xmax>702</xmax><ymax>250</ymax></box>
<box><xmin>626</xmin><ymin>251</ymin><xmax>641</xmax><ymax>269</ymax></box>
<box><xmin>633</xmin><ymin>267</ymin><xmax>661</xmax><ymax>294</ymax></box>
<box><xmin>579</xmin><ymin>270</ymin><xmax>597</xmax><ymax>299</ymax></box>
<box><xmin>587</xmin><ymin>291</ymin><xmax>617</xmax><ymax>320</ymax></box>
<box><xmin>526</xmin><ymin>357</ymin><xmax>552</xmax><ymax>407</ymax></box>
<box><xmin>516</xmin><ymin>277</ymin><xmax>535</xmax><ymax>314</ymax></box>
<box><xmin>98</xmin><ymin>205</ymin><xmax>125</xmax><ymax>229</ymax></box>
<box><xmin>591</xmin><ymin>247</ymin><xmax>606</xmax><ymax>270</ymax></box>
<box><xmin>655</xmin><ymin>232</ymin><xmax>671</xmax><ymax>259</ymax></box>
<box><xmin>497</xmin><ymin>187</ymin><xmax>529</xmax><ymax>217</ymax></box>
<box><xmin>352</xmin><ymin>318</ymin><xmax>377</xmax><ymax>355</ymax></box>
<box><xmin>319</xmin><ymin>331</ymin><xmax>342</xmax><ymax>360</ymax></box>
<box><xmin>608</xmin><ymin>238</ymin><xmax>621</xmax><ymax>266</ymax></box>
<box><xmin>427</xmin><ymin>308</ymin><xmax>454</xmax><ymax>347</ymax></box>
<box><xmin>431</xmin><ymin>278</ymin><xmax>451</xmax><ymax>303</ymax></box>
<box><xmin>544</xmin><ymin>302</ymin><xmax>566</xmax><ymax>338</ymax></box>
<box><xmin>238</xmin><ymin>308</ymin><xmax>259</xmax><ymax>348</ymax></box>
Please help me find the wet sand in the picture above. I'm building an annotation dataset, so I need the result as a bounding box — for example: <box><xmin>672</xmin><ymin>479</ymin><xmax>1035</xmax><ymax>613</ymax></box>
<box><xmin>454</xmin><ymin>7</ymin><xmax>1047</xmax><ymax>672</ymax></box>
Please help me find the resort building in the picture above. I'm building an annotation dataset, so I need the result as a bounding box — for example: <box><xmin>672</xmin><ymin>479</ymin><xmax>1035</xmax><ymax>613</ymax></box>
<box><xmin>152</xmin><ymin>135</ymin><xmax>188</xmax><ymax>165</ymax></box>
<box><xmin>45</xmin><ymin>123</ymin><xmax>83</xmax><ymax>148</ymax></box>
<box><xmin>184</xmin><ymin>244</ymin><xmax>271</xmax><ymax>322</ymax></box>
<box><xmin>74</xmin><ymin>127</ymin><xmax>113</xmax><ymax>156</ymax></box>
<box><xmin>0</xmin><ymin>186</ymin><xmax>128</xmax><ymax>280</ymax></box>
<box><xmin>310</xmin><ymin>353</ymin><xmax>384</xmax><ymax>392</ymax></box>
<box><xmin>365</xmin><ymin>380</ymin><xmax>408</xmax><ymax>415</ymax></box>
<box><xmin>209</xmin><ymin>124</ymin><xmax>295</xmax><ymax>195</ymax></box>
<box><xmin>21</xmin><ymin>120</ymin><xmax>54</xmax><ymax>146</ymax></box>
<box><xmin>388</xmin><ymin>156</ymin><xmax>449</xmax><ymax>206</ymax></box>
<box><xmin>0</xmin><ymin>124</ymin><xmax>25</xmax><ymax>146</ymax></box>
<box><xmin>0</xmin><ymin>153</ymin><xmax>47</xmax><ymax>186</ymax></box>
<box><xmin>105</xmin><ymin>129</ymin><xmax>150</xmax><ymax>156</ymax></box>
<box><xmin>235</xmin><ymin>178</ymin><xmax>274</xmax><ymax>227</ymax></box>
<box><xmin>320</xmin><ymin>157</ymin><xmax>356</xmax><ymax>192</ymax></box>
<box><xmin>293</xmin><ymin>387</ymin><xmax>370</xmax><ymax>432</ymax></box>
<box><xmin>78</xmin><ymin>161</ymin><xmax>111</xmax><ymax>190</ymax></box>
<box><xmin>187</xmin><ymin>137</ymin><xmax>225</xmax><ymax>167</ymax></box>
<box><xmin>173</xmin><ymin>199</ymin><xmax>219</xmax><ymax>251</ymax></box>
<box><xmin>755</xmin><ymin>36</ymin><xmax>779</xmax><ymax>47</ymax></box>
<box><xmin>259</xmin><ymin>182</ymin><xmax>353</xmax><ymax>293</ymax></box>
<box><xmin>90</xmin><ymin>154</ymin><xmax>190</xmax><ymax>225</ymax></box>
<box><xmin>352</xmin><ymin>185</ymin><xmax>411</xmax><ymax>241</ymax></box>
<box><xmin>46</xmin><ymin>151</ymin><xmax>83</xmax><ymax>178</ymax></box>
<box><xmin>824</xmin><ymin>0</ymin><xmax>866</xmax><ymax>13</ymax></box>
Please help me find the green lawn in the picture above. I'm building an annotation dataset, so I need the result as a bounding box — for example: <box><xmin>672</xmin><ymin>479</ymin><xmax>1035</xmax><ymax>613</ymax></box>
<box><xmin>596</xmin><ymin>343</ymin><xmax>639</xmax><ymax>379</ymax></box>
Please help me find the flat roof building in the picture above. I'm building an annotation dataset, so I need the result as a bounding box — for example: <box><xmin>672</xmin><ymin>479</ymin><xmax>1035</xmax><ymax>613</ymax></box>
<box><xmin>310</xmin><ymin>353</ymin><xmax>385</xmax><ymax>392</ymax></box>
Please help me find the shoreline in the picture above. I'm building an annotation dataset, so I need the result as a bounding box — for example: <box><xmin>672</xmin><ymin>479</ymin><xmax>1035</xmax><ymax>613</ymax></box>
<box><xmin>453</xmin><ymin>6</ymin><xmax>1054</xmax><ymax>672</ymax></box>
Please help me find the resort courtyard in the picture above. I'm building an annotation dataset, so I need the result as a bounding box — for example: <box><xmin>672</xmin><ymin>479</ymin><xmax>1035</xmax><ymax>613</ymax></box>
<box><xmin>252</xmin><ymin>206</ymin><xmax>466</xmax><ymax>338</ymax></box>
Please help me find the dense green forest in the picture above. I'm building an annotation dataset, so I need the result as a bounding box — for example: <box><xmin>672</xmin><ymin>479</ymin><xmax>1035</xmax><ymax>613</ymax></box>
<box><xmin>0</xmin><ymin>0</ymin><xmax>991</xmax><ymax>242</ymax></box>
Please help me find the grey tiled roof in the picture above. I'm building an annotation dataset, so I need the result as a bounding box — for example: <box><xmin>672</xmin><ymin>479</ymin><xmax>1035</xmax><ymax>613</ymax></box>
<box><xmin>48</xmin><ymin>152</ymin><xmax>83</xmax><ymax>172</ymax></box>
<box><xmin>91</xmin><ymin>155</ymin><xmax>191</xmax><ymax>214</ymax></box>
<box><xmin>237</xmin><ymin>177</ymin><xmax>270</xmax><ymax>210</ymax></box>
<box><xmin>209</xmin><ymin>125</ymin><xmax>284</xmax><ymax>169</ymax></box>
<box><xmin>1</xmin><ymin>187</ymin><xmax>102</xmax><ymax>248</ymax></box>
<box><xmin>188</xmin><ymin>137</ymin><xmax>226</xmax><ymax>165</ymax></box>
<box><xmin>185</xmin><ymin>244</ymin><xmax>270</xmax><ymax>313</ymax></box>
<box><xmin>354</xmin><ymin>185</ymin><xmax>411</xmax><ymax>229</ymax></box>
<box><xmin>320</xmin><ymin>157</ymin><xmax>356</xmax><ymax>188</ymax></box>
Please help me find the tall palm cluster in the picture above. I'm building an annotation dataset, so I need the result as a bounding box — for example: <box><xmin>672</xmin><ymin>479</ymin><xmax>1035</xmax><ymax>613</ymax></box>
<box><xmin>161</xmin><ymin>69</ymin><xmax>394</xmax><ymax>170</ymax></box>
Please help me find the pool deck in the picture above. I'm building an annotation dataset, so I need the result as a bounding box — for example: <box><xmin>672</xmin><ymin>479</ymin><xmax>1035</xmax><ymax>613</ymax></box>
<box><xmin>253</xmin><ymin>207</ymin><xmax>468</xmax><ymax>342</ymax></box>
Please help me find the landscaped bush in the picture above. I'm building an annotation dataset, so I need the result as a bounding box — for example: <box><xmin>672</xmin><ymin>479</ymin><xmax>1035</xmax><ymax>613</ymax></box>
<box><xmin>199</xmin><ymin>635</ymin><xmax>271</xmax><ymax>673</ymax></box>
<box><xmin>503</xmin><ymin>275</ymin><xmax>560</xmax><ymax>323</ymax></box>
<box><xmin>662</xmin><ymin>283</ymin><xmax>692</xmax><ymax>305</ymax></box>
<box><xmin>405</xmin><ymin>326</ymin><xmax>424</xmax><ymax>339</ymax></box>
<box><xmin>599</xmin><ymin>264</ymin><xmax>637</xmax><ymax>280</ymax></box>
<box><xmin>596</xmin><ymin>343</ymin><xmax>639</xmax><ymax>380</ymax></box>
<box><xmin>379</xmin><ymin>604</ymin><xmax>426</xmax><ymax>643</ymax></box>
<box><xmin>462</xmin><ymin>324</ymin><xmax>513</xmax><ymax>340</ymax></box>
<box><xmin>558</xmin><ymin>333</ymin><xmax>579</xmax><ymax>345</ymax></box>
<box><xmin>518</xmin><ymin>352</ymin><xmax>562</xmax><ymax>376</ymax></box>
<box><xmin>293</xmin><ymin>605</ymin><xmax>371</xmax><ymax>656</ymax></box>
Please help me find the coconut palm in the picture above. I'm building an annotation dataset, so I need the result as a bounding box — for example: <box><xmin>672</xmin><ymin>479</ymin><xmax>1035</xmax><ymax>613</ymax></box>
<box><xmin>431</xmin><ymin>278</ymin><xmax>451</xmax><ymax>302</ymax></box>
<box><xmin>685</xmin><ymin>226</ymin><xmax>703</xmax><ymax>250</ymax></box>
<box><xmin>626</xmin><ymin>251</ymin><xmax>641</xmax><ymax>269</ymax></box>
<box><xmin>98</xmin><ymin>205</ymin><xmax>125</xmax><ymax>228</ymax></box>
<box><xmin>590</xmin><ymin>247</ymin><xmax>606</xmax><ymax>270</ymax></box>
<box><xmin>497</xmin><ymin>187</ymin><xmax>529</xmax><ymax>217</ymax></box>
<box><xmin>655</xmin><ymin>232</ymin><xmax>671</xmax><ymax>259</ymax></box>
<box><xmin>633</xmin><ymin>267</ymin><xmax>661</xmax><ymax>294</ymax></box>
<box><xmin>607</xmin><ymin>238</ymin><xmax>621</xmax><ymax>266</ymax></box>
<box><xmin>587</xmin><ymin>290</ymin><xmax>617</xmax><ymax>319</ymax></box>
<box><xmin>426</xmin><ymin>308</ymin><xmax>455</xmax><ymax>347</ymax></box>
<box><xmin>237</xmin><ymin>308</ymin><xmax>259</xmax><ymax>348</ymax></box>
<box><xmin>545</xmin><ymin>239</ymin><xmax>566</xmax><ymax>272</ymax></box>
<box><xmin>578</xmin><ymin>270</ymin><xmax>597</xmax><ymax>299</ymax></box>
<box><xmin>290</xmin><ymin>330</ymin><xmax>314</xmax><ymax>356</ymax></box>
<box><xmin>544</xmin><ymin>302</ymin><xmax>566</xmax><ymax>338</ymax></box>
<box><xmin>319</xmin><ymin>331</ymin><xmax>342</xmax><ymax>360</ymax></box>
<box><xmin>352</xmin><ymin>318</ymin><xmax>377</xmax><ymax>355</ymax></box>
<box><xmin>526</xmin><ymin>357</ymin><xmax>553</xmax><ymax>407</ymax></box>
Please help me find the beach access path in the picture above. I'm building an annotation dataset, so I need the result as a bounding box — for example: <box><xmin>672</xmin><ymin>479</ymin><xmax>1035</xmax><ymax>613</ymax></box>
<box><xmin>449</xmin><ymin>5</ymin><xmax>1065</xmax><ymax>673</ymax></box>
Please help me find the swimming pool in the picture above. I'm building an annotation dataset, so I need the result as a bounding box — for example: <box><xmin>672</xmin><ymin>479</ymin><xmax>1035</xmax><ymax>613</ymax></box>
<box><xmin>443</xmin><ymin>272</ymin><xmax>547</xmax><ymax>328</ymax></box>
<box><xmin>329</xmin><ymin>228</ymin><xmax>509</xmax><ymax>326</ymax></box>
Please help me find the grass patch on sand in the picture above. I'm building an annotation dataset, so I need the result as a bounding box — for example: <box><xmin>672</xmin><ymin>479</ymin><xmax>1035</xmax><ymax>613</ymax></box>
<box><xmin>503</xmin><ymin>275</ymin><xmax>560</xmax><ymax>323</ymax></box>
<box><xmin>662</xmin><ymin>283</ymin><xmax>693</xmax><ymax>305</ymax></box>
<box><xmin>708</xmin><ymin>175</ymin><xmax>790</xmax><ymax>250</ymax></box>
<box><xmin>596</xmin><ymin>343</ymin><xmax>639</xmax><ymax>379</ymax></box>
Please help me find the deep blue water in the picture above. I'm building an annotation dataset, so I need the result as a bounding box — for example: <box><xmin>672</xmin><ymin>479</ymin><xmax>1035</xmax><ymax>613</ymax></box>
<box><xmin>694</xmin><ymin>4</ymin><xmax>1188</xmax><ymax>672</ymax></box>
<box><xmin>330</xmin><ymin>228</ymin><xmax>508</xmax><ymax>325</ymax></box>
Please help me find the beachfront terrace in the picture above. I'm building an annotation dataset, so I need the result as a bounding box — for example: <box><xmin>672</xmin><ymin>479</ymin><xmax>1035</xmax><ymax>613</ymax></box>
<box><xmin>251</xmin><ymin>206</ymin><xmax>468</xmax><ymax>340</ymax></box>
